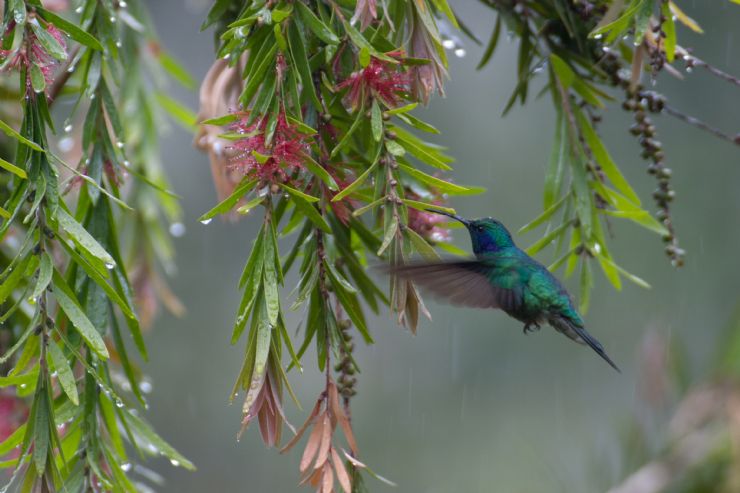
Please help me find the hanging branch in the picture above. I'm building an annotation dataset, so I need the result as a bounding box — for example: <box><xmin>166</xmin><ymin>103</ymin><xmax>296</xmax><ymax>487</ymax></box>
<box><xmin>196</xmin><ymin>0</ymin><xmax>475</xmax><ymax>490</ymax></box>
<box><xmin>476</xmin><ymin>0</ymin><xmax>740</xmax><ymax>304</ymax></box>
<box><xmin>0</xmin><ymin>0</ymin><xmax>193</xmax><ymax>489</ymax></box>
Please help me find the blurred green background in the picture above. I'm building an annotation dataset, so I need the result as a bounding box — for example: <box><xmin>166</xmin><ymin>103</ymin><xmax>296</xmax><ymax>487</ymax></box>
<box><xmin>139</xmin><ymin>1</ymin><xmax>740</xmax><ymax>491</ymax></box>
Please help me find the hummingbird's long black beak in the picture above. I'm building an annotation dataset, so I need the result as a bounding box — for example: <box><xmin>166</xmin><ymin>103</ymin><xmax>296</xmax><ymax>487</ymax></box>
<box><xmin>425</xmin><ymin>208</ymin><xmax>470</xmax><ymax>226</ymax></box>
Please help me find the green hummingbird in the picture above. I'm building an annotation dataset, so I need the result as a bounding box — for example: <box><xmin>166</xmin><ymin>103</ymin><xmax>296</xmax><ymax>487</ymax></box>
<box><xmin>392</xmin><ymin>210</ymin><xmax>620</xmax><ymax>372</ymax></box>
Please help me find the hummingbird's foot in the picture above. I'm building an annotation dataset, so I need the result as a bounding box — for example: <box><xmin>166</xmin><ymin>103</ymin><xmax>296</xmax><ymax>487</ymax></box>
<box><xmin>523</xmin><ymin>323</ymin><xmax>541</xmax><ymax>335</ymax></box>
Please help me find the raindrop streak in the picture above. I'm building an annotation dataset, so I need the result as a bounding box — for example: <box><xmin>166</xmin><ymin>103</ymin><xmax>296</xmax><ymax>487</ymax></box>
<box><xmin>169</xmin><ymin>222</ymin><xmax>186</xmax><ymax>237</ymax></box>
<box><xmin>200</xmin><ymin>218</ymin><xmax>213</xmax><ymax>225</ymax></box>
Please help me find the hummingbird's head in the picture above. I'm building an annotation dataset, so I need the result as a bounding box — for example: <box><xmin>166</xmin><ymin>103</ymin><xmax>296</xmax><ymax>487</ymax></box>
<box><xmin>426</xmin><ymin>210</ymin><xmax>515</xmax><ymax>256</ymax></box>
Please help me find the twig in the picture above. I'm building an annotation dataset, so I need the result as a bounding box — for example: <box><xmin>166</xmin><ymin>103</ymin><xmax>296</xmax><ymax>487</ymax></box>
<box><xmin>662</xmin><ymin>103</ymin><xmax>740</xmax><ymax>146</ymax></box>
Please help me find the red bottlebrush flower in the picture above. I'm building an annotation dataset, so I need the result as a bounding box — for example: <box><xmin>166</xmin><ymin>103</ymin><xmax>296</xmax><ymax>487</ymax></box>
<box><xmin>336</xmin><ymin>54</ymin><xmax>409</xmax><ymax>110</ymax></box>
<box><xmin>0</xmin><ymin>21</ymin><xmax>67</xmax><ymax>97</ymax></box>
<box><xmin>351</xmin><ymin>0</ymin><xmax>377</xmax><ymax>31</ymax></box>
<box><xmin>406</xmin><ymin>188</ymin><xmax>451</xmax><ymax>244</ymax></box>
<box><xmin>230</xmin><ymin>110</ymin><xmax>312</xmax><ymax>188</ymax></box>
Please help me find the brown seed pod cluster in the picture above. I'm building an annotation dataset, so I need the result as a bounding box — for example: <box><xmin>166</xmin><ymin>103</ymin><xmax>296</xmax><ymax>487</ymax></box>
<box><xmin>334</xmin><ymin>318</ymin><xmax>357</xmax><ymax>411</ymax></box>
<box><xmin>624</xmin><ymin>90</ymin><xmax>684</xmax><ymax>266</ymax></box>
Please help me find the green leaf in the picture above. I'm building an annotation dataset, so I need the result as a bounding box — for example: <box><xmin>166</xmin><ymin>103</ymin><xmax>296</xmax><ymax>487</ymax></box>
<box><xmin>52</xmin><ymin>270</ymin><xmax>109</xmax><ymax>359</ymax></box>
<box><xmin>158</xmin><ymin>50</ymin><xmax>197</xmax><ymax>89</ymax></box>
<box><xmin>579</xmin><ymin>257</ymin><xmax>593</xmax><ymax>313</ymax></box>
<box><xmin>661</xmin><ymin>2</ymin><xmax>676</xmax><ymax>62</ymax></box>
<box><xmin>342</xmin><ymin>19</ymin><xmax>397</xmax><ymax>63</ymax></box>
<box><xmin>155</xmin><ymin>93</ymin><xmax>197</xmax><ymax>129</ymax></box>
<box><xmin>371</xmin><ymin>99</ymin><xmax>383</xmax><ymax>142</ymax></box>
<box><xmin>525</xmin><ymin>221</ymin><xmax>572</xmax><ymax>256</ymax></box>
<box><xmin>359</xmin><ymin>46</ymin><xmax>371</xmax><ymax>68</ymax></box>
<box><xmin>33</xmin><ymin>390</ymin><xmax>50</xmax><ymax>472</ymax></box>
<box><xmin>386</xmin><ymin>103</ymin><xmax>418</xmax><ymax>115</ymax></box>
<box><xmin>0</xmin><ymin>254</ymin><xmax>34</xmax><ymax>305</ymax></box>
<box><xmin>604</xmin><ymin>209</ymin><xmax>669</xmax><ymax>236</ymax></box>
<box><xmin>352</xmin><ymin>197</ymin><xmax>384</xmax><ymax>217</ymax></box>
<box><xmin>544</xmin><ymin>113</ymin><xmax>567</xmax><ymax>209</ymax></box>
<box><xmin>377</xmin><ymin>217</ymin><xmax>398</xmax><ymax>256</ymax></box>
<box><xmin>549</xmin><ymin>54</ymin><xmax>575</xmax><ymax>89</ymax></box>
<box><xmin>405</xmin><ymin>227</ymin><xmax>440</xmax><ymax>261</ymax></box>
<box><xmin>0</xmin><ymin>156</ymin><xmax>26</xmax><ymax>179</ymax></box>
<box><xmin>295</xmin><ymin>2</ymin><xmax>339</xmax><ymax>44</ymax></box>
<box><xmin>48</xmin><ymin>341</ymin><xmax>79</xmax><ymax>405</ymax></box>
<box><xmin>402</xmin><ymin>199</ymin><xmax>455</xmax><ymax>216</ymax></box>
<box><xmin>236</xmin><ymin>195</ymin><xmax>266</xmax><ymax>215</ymax></box>
<box><xmin>478</xmin><ymin>15</ymin><xmax>501</xmax><ymax>69</ymax></box>
<box><xmin>287</xmin><ymin>22</ymin><xmax>321</xmax><ymax>107</ymax></box>
<box><xmin>595</xmin><ymin>253</ymin><xmax>651</xmax><ymax>289</ymax></box>
<box><xmin>125</xmin><ymin>411</ymin><xmax>195</xmax><ymax>470</ymax></box>
<box><xmin>199</xmin><ymin>178</ymin><xmax>258</xmax><ymax>221</ymax></box>
<box><xmin>332</xmin><ymin>157</ymin><xmax>380</xmax><ymax>203</ymax></box>
<box><xmin>391</xmin><ymin>126</ymin><xmax>453</xmax><ymax>170</ymax></box>
<box><xmin>395</xmin><ymin>113</ymin><xmax>440</xmax><ymax>134</ymax></box>
<box><xmin>279</xmin><ymin>183</ymin><xmax>319</xmax><ymax>202</ymax></box>
<box><xmin>397</xmin><ymin>163</ymin><xmax>483</xmax><ymax>195</ymax></box>
<box><xmin>331</xmin><ymin>106</ymin><xmax>365</xmax><ymax>158</ymax></box>
<box><xmin>37</xmin><ymin>8</ymin><xmax>104</xmax><ymax>50</ymax></box>
<box><xmin>304</xmin><ymin>155</ymin><xmax>339</xmax><ymax>191</ymax></box>
<box><xmin>324</xmin><ymin>260</ymin><xmax>357</xmax><ymax>294</ymax></box>
<box><xmin>283</xmin><ymin>187</ymin><xmax>331</xmax><ymax>233</ymax></box>
<box><xmin>30</xmin><ymin>252</ymin><xmax>53</xmax><ymax>301</ymax></box>
<box><xmin>56</xmin><ymin>207</ymin><xmax>116</xmax><ymax>268</ymax></box>
<box><xmin>29</xmin><ymin>20</ymin><xmax>67</xmax><ymax>61</ymax></box>
<box><xmin>385</xmin><ymin>140</ymin><xmax>405</xmax><ymax>156</ymax></box>
<box><xmin>200</xmin><ymin>114</ymin><xmax>238</xmax><ymax>126</ymax></box>
<box><xmin>30</xmin><ymin>64</ymin><xmax>46</xmax><ymax>94</ymax></box>
<box><xmin>519</xmin><ymin>193</ymin><xmax>569</xmax><ymax>234</ymax></box>
<box><xmin>0</xmin><ymin>120</ymin><xmax>44</xmax><ymax>151</ymax></box>
<box><xmin>574</xmin><ymin>108</ymin><xmax>641</xmax><ymax>205</ymax></box>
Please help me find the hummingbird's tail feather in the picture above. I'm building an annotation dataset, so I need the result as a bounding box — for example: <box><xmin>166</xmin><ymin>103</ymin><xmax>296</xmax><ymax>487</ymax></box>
<box><xmin>551</xmin><ymin>317</ymin><xmax>621</xmax><ymax>373</ymax></box>
<box><xmin>571</xmin><ymin>325</ymin><xmax>621</xmax><ymax>373</ymax></box>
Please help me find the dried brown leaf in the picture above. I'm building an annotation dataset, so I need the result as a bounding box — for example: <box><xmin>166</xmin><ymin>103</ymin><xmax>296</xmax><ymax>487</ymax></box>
<box><xmin>322</xmin><ymin>462</ymin><xmax>334</xmax><ymax>493</ymax></box>
<box><xmin>336</xmin><ymin>406</ymin><xmax>358</xmax><ymax>456</ymax></box>
<box><xmin>331</xmin><ymin>448</ymin><xmax>352</xmax><ymax>493</ymax></box>
<box><xmin>281</xmin><ymin>399</ymin><xmax>322</xmax><ymax>454</ymax></box>
<box><xmin>300</xmin><ymin>413</ymin><xmax>325</xmax><ymax>473</ymax></box>
<box><xmin>315</xmin><ymin>414</ymin><xmax>332</xmax><ymax>470</ymax></box>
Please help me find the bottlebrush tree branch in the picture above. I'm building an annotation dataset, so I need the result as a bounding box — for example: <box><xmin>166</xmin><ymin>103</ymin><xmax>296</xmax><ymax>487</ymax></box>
<box><xmin>196</xmin><ymin>0</ymin><xmax>479</xmax><ymax>491</ymax></box>
<box><xmin>475</xmin><ymin>0</ymin><xmax>740</xmax><ymax>308</ymax></box>
<box><xmin>0</xmin><ymin>0</ymin><xmax>193</xmax><ymax>490</ymax></box>
<box><xmin>195</xmin><ymin>0</ymin><xmax>740</xmax><ymax>492</ymax></box>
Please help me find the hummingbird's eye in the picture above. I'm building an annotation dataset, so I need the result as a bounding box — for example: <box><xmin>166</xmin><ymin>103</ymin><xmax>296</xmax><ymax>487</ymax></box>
<box><xmin>476</xmin><ymin>225</ymin><xmax>484</xmax><ymax>232</ymax></box>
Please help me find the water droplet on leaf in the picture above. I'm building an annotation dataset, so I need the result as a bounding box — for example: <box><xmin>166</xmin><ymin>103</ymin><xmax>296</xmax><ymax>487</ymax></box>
<box><xmin>200</xmin><ymin>218</ymin><xmax>213</xmax><ymax>225</ymax></box>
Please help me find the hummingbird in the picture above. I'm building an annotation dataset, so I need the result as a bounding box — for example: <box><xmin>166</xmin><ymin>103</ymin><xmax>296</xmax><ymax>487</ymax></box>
<box><xmin>391</xmin><ymin>210</ymin><xmax>620</xmax><ymax>372</ymax></box>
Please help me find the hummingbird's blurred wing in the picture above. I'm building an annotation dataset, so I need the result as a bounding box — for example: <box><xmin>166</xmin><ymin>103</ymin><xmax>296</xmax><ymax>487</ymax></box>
<box><xmin>389</xmin><ymin>261</ymin><xmax>522</xmax><ymax>312</ymax></box>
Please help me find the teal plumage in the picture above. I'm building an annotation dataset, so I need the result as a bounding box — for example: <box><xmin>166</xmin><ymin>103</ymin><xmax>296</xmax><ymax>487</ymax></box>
<box><xmin>392</xmin><ymin>211</ymin><xmax>620</xmax><ymax>372</ymax></box>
